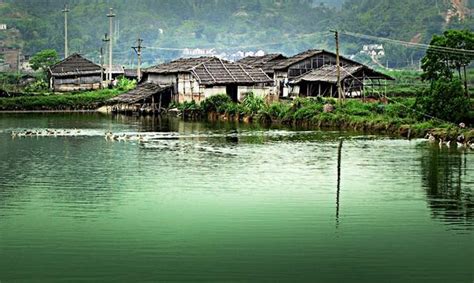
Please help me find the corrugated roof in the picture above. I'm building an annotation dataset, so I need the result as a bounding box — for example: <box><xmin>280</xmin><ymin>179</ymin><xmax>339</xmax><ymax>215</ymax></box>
<box><xmin>290</xmin><ymin>65</ymin><xmax>394</xmax><ymax>84</ymax></box>
<box><xmin>49</xmin><ymin>53</ymin><xmax>102</xmax><ymax>77</ymax></box>
<box><xmin>108</xmin><ymin>82</ymin><xmax>171</xmax><ymax>104</ymax></box>
<box><xmin>145</xmin><ymin>57</ymin><xmax>272</xmax><ymax>85</ymax></box>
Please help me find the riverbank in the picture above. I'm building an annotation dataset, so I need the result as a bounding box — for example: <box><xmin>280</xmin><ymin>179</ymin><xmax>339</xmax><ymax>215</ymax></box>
<box><xmin>0</xmin><ymin>89</ymin><xmax>123</xmax><ymax>111</ymax></box>
<box><xmin>173</xmin><ymin>94</ymin><xmax>474</xmax><ymax>141</ymax></box>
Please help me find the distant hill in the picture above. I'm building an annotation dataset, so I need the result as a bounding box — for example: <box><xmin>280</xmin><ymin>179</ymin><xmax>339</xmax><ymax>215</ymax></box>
<box><xmin>0</xmin><ymin>0</ymin><xmax>472</xmax><ymax>68</ymax></box>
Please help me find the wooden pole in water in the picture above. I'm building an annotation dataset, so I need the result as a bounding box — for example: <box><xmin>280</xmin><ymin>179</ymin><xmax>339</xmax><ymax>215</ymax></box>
<box><xmin>336</xmin><ymin>139</ymin><xmax>343</xmax><ymax>225</ymax></box>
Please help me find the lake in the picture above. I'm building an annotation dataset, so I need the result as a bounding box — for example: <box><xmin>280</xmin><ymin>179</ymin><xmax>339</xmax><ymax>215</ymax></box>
<box><xmin>0</xmin><ymin>113</ymin><xmax>472</xmax><ymax>282</ymax></box>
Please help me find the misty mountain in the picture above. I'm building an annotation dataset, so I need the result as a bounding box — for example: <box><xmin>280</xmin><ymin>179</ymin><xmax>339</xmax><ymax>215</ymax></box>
<box><xmin>0</xmin><ymin>0</ymin><xmax>472</xmax><ymax>67</ymax></box>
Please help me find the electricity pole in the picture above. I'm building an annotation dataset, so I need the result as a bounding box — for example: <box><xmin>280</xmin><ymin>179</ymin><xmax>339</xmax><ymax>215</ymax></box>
<box><xmin>107</xmin><ymin>8</ymin><xmax>115</xmax><ymax>81</ymax></box>
<box><xmin>331</xmin><ymin>30</ymin><xmax>344</xmax><ymax>104</ymax></box>
<box><xmin>62</xmin><ymin>4</ymin><xmax>69</xmax><ymax>58</ymax></box>
<box><xmin>132</xmin><ymin>38</ymin><xmax>145</xmax><ymax>81</ymax></box>
<box><xmin>102</xmin><ymin>33</ymin><xmax>110</xmax><ymax>85</ymax></box>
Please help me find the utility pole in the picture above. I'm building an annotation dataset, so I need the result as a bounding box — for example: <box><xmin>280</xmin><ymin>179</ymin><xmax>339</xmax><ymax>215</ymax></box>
<box><xmin>132</xmin><ymin>38</ymin><xmax>145</xmax><ymax>81</ymax></box>
<box><xmin>100</xmin><ymin>47</ymin><xmax>104</xmax><ymax>86</ymax></box>
<box><xmin>102</xmin><ymin>33</ymin><xmax>110</xmax><ymax>85</ymax></box>
<box><xmin>331</xmin><ymin>30</ymin><xmax>344</xmax><ymax>103</ymax></box>
<box><xmin>62</xmin><ymin>4</ymin><xmax>70</xmax><ymax>59</ymax></box>
<box><xmin>107</xmin><ymin>8</ymin><xmax>115</xmax><ymax>82</ymax></box>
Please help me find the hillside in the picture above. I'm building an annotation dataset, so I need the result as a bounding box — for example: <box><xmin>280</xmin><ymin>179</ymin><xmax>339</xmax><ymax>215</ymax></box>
<box><xmin>0</xmin><ymin>0</ymin><xmax>472</xmax><ymax>68</ymax></box>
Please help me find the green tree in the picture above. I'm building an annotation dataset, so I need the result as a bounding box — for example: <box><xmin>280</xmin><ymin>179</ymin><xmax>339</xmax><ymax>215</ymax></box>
<box><xmin>421</xmin><ymin>30</ymin><xmax>474</xmax><ymax>97</ymax></box>
<box><xmin>30</xmin><ymin>49</ymin><xmax>60</xmax><ymax>72</ymax></box>
<box><xmin>416</xmin><ymin>78</ymin><xmax>470</xmax><ymax>123</ymax></box>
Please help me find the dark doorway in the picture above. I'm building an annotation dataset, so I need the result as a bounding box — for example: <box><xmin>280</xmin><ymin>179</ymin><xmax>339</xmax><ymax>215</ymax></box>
<box><xmin>226</xmin><ymin>85</ymin><xmax>238</xmax><ymax>102</ymax></box>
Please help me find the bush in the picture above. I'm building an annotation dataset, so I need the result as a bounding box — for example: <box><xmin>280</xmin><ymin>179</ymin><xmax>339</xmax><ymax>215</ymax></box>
<box><xmin>416</xmin><ymin>78</ymin><xmax>470</xmax><ymax>123</ymax></box>
<box><xmin>24</xmin><ymin>79</ymin><xmax>48</xmax><ymax>92</ymax></box>
<box><xmin>242</xmin><ymin>92</ymin><xmax>265</xmax><ymax>115</ymax></box>
<box><xmin>116</xmin><ymin>76</ymin><xmax>137</xmax><ymax>91</ymax></box>
<box><xmin>200</xmin><ymin>94</ymin><xmax>232</xmax><ymax>113</ymax></box>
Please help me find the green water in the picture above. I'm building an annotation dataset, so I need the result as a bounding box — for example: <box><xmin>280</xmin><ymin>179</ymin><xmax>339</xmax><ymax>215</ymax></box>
<box><xmin>0</xmin><ymin>113</ymin><xmax>472</xmax><ymax>282</ymax></box>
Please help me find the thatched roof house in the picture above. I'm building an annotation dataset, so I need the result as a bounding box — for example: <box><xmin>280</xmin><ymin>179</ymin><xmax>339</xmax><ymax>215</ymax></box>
<box><xmin>48</xmin><ymin>53</ymin><xmax>102</xmax><ymax>92</ymax></box>
<box><xmin>143</xmin><ymin>57</ymin><xmax>273</xmax><ymax>102</ymax></box>
<box><xmin>289</xmin><ymin>64</ymin><xmax>394</xmax><ymax>97</ymax></box>
<box><xmin>238</xmin><ymin>49</ymin><xmax>394</xmax><ymax>98</ymax></box>
<box><xmin>237</xmin><ymin>54</ymin><xmax>287</xmax><ymax>76</ymax></box>
<box><xmin>107</xmin><ymin>82</ymin><xmax>173</xmax><ymax>114</ymax></box>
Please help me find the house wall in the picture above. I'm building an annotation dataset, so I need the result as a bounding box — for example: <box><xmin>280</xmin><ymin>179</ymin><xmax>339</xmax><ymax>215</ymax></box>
<box><xmin>51</xmin><ymin>75</ymin><xmax>102</xmax><ymax>92</ymax></box>
<box><xmin>237</xmin><ymin>85</ymin><xmax>272</xmax><ymax>100</ymax></box>
<box><xmin>274</xmin><ymin>71</ymin><xmax>289</xmax><ymax>97</ymax></box>
<box><xmin>145</xmin><ymin>72</ymin><xmax>273</xmax><ymax>103</ymax></box>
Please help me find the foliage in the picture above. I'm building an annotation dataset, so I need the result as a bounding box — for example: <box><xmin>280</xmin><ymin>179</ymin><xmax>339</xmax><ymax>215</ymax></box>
<box><xmin>200</xmin><ymin>94</ymin><xmax>232</xmax><ymax>113</ymax></box>
<box><xmin>416</xmin><ymin>78</ymin><xmax>470</xmax><ymax>123</ymax></box>
<box><xmin>29</xmin><ymin>49</ymin><xmax>60</xmax><ymax>71</ymax></box>
<box><xmin>4</xmin><ymin>0</ymin><xmax>471</xmax><ymax>68</ymax></box>
<box><xmin>421</xmin><ymin>30</ymin><xmax>474</xmax><ymax>83</ymax></box>
<box><xmin>0</xmin><ymin>88</ymin><xmax>123</xmax><ymax>110</ymax></box>
<box><xmin>23</xmin><ymin>79</ymin><xmax>48</xmax><ymax>92</ymax></box>
<box><xmin>116</xmin><ymin>76</ymin><xmax>137</xmax><ymax>91</ymax></box>
<box><xmin>241</xmin><ymin>92</ymin><xmax>265</xmax><ymax>115</ymax></box>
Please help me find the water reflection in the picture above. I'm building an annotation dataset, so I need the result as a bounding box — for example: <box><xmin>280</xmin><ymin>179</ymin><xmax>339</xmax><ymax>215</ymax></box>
<box><xmin>420</xmin><ymin>145</ymin><xmax>473</xmax><ymax>229</ymax></box>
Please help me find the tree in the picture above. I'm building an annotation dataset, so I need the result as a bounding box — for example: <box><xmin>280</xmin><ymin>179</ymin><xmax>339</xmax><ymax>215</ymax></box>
<box><xmin>29</xmin><ymin>49</ymin><xmax>60</xmax><ymax>72</ymax></box>
<box><xmin>416</xmin><ymin>78</ymin><xmax>470</xmax><ymax>123</ymax></box>
<box><xmin>421</xmin><ymin>30</ymin><xmax>474</xmax><ymax>98</ymax></box>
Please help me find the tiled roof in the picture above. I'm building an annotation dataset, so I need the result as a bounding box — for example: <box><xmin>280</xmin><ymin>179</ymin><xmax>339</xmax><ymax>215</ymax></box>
<box><xmin>49</xmin><ymin>53</ymin><xmax>102</xmax><ymax>77</ymax></box>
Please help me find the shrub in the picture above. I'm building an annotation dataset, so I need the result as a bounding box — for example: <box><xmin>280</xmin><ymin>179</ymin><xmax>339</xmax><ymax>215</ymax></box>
<box><xmin>242</xmin><ymin>92</ymin><xmax>265</xmax><ymax>115</ymax></box>
<box><xmin>416</xmin><ymin>78</ymin><xmax>470</xmax><ymax>123</ymax></box>
<box><xmin>200</xmin><ymin>94</ymin><xmax>232</xmax><ymax>113</ymax></box>
<box><xmin>116</xmin><ymin>76</ymin><xmax>137</xmax><ymax>91</ymax></box>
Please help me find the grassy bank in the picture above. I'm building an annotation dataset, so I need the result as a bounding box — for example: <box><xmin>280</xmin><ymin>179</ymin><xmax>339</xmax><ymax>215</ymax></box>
<box><xmin>0</xmin><ymin>89</ymin><xmax>124</xmax><ymax>110</ymax></box>
<box><xmin>172</xmin><ymin>94</ymin><xmax>473</xmax><ymax>140</ymax></box>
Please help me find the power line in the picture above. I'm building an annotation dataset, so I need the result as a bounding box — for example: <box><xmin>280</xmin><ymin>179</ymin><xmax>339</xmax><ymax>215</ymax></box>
<box><xmin>340</xmin><ymin>31</ymin><xmax>474</xmax><ymax>56</ymax></box>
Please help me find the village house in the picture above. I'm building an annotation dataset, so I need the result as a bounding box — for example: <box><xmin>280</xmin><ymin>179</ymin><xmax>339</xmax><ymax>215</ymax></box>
<box><xmin>142</xmin><ymin>56</ymin><xmax>273</xmax><ymax>103</ymax></box>
<box><xmin>239</xmin><ymin>49</ymin><xmax>393</xmax><ymax>98</ymax></box>
<box><xmin>288</xmin><ymin>64</ymin><xmax>394</xmax><ymax>98</ymax></box>
<box><xmin>104</xmin><ymin>65</ymin><xmax>125</xmax><ymax>80</ymax></box>
<box><xmin>48</xmin><ymin>53</ymin><xmax>102</xmax><ymax>92</ymax></box>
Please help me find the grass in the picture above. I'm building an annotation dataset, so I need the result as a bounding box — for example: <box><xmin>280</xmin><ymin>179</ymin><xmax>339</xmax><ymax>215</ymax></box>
<box><xmin>0</xmin><ymin>88</ymin><xmax>124</xmax><ymax>110</ymax></box>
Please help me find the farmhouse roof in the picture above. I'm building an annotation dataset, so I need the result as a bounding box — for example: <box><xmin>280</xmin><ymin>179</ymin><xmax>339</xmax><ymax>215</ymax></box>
<box><xmin>237</xmin><ymin>54</ymin><xmax>287</xmax><ymax>73</ymax></box>
<box><xmin>108</xmin><ymin>82</ymin><xmax>171</xmax><ymax>104</ymax></box>
<box><xmin>49</xmin><ymin>53</ymin><xmax>102</xmax><ymax>77</ymax></box>
<box><xmin>290</xmin><ymin>64</ymin><xmax>394</xmax><ymax>84</ymax></box>
<box><xmin>145</xmin><ymin>57</ymin><xmax>272</xmax><ymax>85</ymax></box>
<box><xmin>273</xmin><ymin>49</ymin><xmax>362</xmax><ymax>70</ymax></box>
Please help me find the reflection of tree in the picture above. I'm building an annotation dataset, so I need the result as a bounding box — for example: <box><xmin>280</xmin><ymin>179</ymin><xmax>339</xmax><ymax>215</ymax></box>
<box><xmin>420</xmin><ymin>146</ymin><xmax>473</xmax><ymax>229</ymax></box>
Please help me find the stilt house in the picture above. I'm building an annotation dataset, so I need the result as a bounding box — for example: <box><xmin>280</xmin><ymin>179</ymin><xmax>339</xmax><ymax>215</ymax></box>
<box><xmin>239</xmin><ymin>49</ymin><xmax>394</xmax><ymax>98</ymax></box>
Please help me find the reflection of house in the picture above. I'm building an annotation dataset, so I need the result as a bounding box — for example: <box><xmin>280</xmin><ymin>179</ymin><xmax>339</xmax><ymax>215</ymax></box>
<box><xmin>48</xmin><ymin>53</ymin><xmax>102</xmax><ymax>92</ymax></box>
<box><xmin>288</xmin><ymin>64</ymin><xmax>394</xmax><ymax>98</ymax></box>
<box><xmin>239</xmin><ymin>49</ymin><xmax>393</xmax><ymax>98</ymax></box>
<box><xmin>143</xmin><ymin>57</ymin><xmax>273</xmax><ymax>103</ymax></box>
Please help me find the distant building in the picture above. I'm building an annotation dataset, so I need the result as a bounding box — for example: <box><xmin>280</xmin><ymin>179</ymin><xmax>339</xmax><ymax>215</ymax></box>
<box><xmin>360</xmin><ymin>44</ymin><xmax>385</xmax><ymax>58</ymax></box>
<box><xmin>48</xmin><ymin>53</ymin><xmax>103</xmax><ymax>92</ymax></box>
<box><xmin>0</xmin><ymin>24</ymin><xmax>7</xmax><ymax>30</ymax></box>
<box><xmin>182</xmin><ymin>48</ymin><xmax>216</xmax><ymax>57</ymax></box>
<box><xmin>104</xmin><ymin>65</ymin><xmax>125</xmax><ymax>80</ymax></box>
<box><xmin>0</xmin><ymin>47</ymin><xmax>20</xmax><ymax>71</ymax></box>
